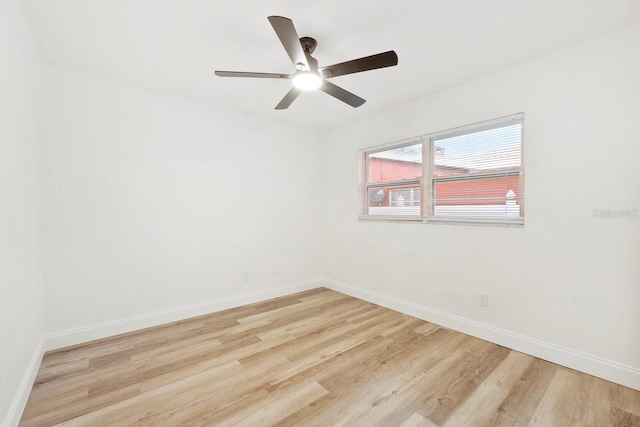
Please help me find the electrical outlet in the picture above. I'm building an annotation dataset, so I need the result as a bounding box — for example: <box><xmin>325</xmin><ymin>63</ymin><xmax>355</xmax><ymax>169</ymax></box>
<box><xmin>479</xmin><ymin>293</ymin><xmax>489</xmax><ymax>307</ymax></box>
<box><xmin>243</xmin><ymin>272</ymin><xmax>249</xmax><ymax>282</ymax></box>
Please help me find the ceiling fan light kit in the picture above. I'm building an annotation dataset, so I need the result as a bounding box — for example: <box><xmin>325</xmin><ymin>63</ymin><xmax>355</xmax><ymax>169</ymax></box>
<box><xmin>292</xmin><ymin>72</ymin><xmax>322</xmax><ymax>91</ymax></box>
<box><xmin>215</xmin><ymin>16</ymin><xmax>398</xmax><ymax>110</ymax></box>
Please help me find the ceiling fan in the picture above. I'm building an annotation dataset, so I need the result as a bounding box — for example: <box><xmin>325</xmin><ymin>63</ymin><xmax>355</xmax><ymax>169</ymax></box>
<box><xmin>215</xmin><ymin>16</ymin><xmax>398</xmax><ymax>110</ymax></box>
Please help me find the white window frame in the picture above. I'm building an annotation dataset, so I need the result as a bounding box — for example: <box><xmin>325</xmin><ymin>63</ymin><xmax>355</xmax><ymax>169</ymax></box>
<box><xmin>359</xmin><ymin>113</ymin><xmax>524</xmax><ymax>227</ymax></box>
<box><xmin>361</xmin><ymin>137</ymin><xmax>424</xmax><ymax>221</ymax></box>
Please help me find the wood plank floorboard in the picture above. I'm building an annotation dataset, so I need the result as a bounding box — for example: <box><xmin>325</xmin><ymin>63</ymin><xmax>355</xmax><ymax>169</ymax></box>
<box><xmin>20</xmin><ymin>288</ymin><xmax>640</xmax><ymax>426</ymax></box>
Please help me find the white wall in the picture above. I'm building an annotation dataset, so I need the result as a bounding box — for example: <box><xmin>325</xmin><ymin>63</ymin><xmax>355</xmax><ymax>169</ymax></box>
<box><xmin>0</xmin><ymin>0</ymin><xmax>44</xmax><ymax>425</ymax></box>
<box><xmin>322</xmin><ymin>25</ymin><xmax>640</xmax><ymax>386</ymax></box>
<box><xmin>42</xmin><ymin>67</ymin><xmax>323</xmax><ymax>338</ymax></box>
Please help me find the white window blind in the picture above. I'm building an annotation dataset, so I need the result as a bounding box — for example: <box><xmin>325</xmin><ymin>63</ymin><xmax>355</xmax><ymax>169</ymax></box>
<box><xmin>364</xmin><ymin>141</ymin><xmax>422</xmax><ymax>217</ymax></box>
<box><xmin>428</xmin><ymin>116</ymin><xmax>524</xmax><ymax>225</ymax></box>
<box><xmin>361</xmin><ymin>114</ymin><xmax>524</xmax><ymax>226</ymax></box>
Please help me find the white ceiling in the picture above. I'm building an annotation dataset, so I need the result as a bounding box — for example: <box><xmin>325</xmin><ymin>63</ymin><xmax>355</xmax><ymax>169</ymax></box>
<box><xmin>22</xmin><ymin>0</ymin><xmax>640</xmax><ymax>130</ymax></box>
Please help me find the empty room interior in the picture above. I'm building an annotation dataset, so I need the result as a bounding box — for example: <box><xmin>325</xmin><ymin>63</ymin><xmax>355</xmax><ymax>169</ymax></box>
<box><xmin>2</xmin><ymin>0</ymin><xmax>640</xmax><ymax>426</ymax></box>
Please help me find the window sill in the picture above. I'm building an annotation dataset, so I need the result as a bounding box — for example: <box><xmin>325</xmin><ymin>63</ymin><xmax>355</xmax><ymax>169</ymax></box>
<box><xmin>358</xmin><ymin>215</ymin><xmax>422</xmax><ymax>223</ymax></box>
<box><xmin>359</xmin><ymin>215</ymin><xmax>524</xmax><ymax>228</ymax></box>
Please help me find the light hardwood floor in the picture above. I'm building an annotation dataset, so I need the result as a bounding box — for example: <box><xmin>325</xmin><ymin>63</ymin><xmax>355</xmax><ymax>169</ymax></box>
<box><xmin>21</xmin><ymin>288</ymin><xmax>640</xmax><ymax>426</ymax></box>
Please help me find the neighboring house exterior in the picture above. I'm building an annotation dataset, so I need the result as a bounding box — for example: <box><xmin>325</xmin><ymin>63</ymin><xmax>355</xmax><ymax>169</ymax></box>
<box><xmin>367</xmin><ymin>145</ymin><xmax>523</xmax><ymax>216</ymax></box>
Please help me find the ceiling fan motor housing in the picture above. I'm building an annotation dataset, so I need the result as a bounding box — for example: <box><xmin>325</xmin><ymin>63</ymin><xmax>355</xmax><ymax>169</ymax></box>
<box><xmin>299</xmin><ymin>37</ymin><xmax>317</xmax><ymax>54</ymax></box>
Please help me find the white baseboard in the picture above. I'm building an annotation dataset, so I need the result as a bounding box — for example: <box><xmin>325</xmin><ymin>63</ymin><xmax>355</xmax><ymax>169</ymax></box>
<box><xmin>2</xmin><ymin>339</ymin><xmax>44</xmax><ymax>427</ymax></box>
<box><xmin>323</xmin><ymin>278</ymin><xmax>640</xmax><ymax>391</ymax></box>
<box><xmin>44</xmin><ymin>279</ymin><xmax>323</xmax><ymax>351</ymax></box>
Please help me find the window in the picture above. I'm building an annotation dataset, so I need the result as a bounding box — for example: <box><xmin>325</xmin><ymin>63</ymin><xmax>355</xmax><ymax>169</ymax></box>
<box><xmin>364</xmin><ymin>142</ymin><xmax>422</xmax><ymax>217</ymax></box>
<box><xmin>361</xmin><ymin>114</ymin><xmax>524</xmax><ymax>226</ymax></box>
